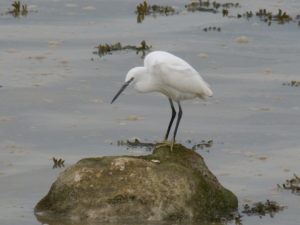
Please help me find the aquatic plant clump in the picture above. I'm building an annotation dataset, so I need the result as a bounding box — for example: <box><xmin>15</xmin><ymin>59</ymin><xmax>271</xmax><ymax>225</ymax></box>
<box><xmin>7</xmin><ymin>1</ymin><xmax>28</xmax><ymax>17</ymax></box>
<box><xmin>234</xmin><ymin>8</ymin><xmax>297</xmax><ymax>26</ymax></box>
<box><xmin>191</xmin><ymin>140</ymin><xmax>213</xmax><ymax>150</ymax></box>
<box><xmin>255</xmin><ymin>9</ymin><xmax>293</xmax><ymax>25</ymax></box>
<box><xmin>136</xmin><ymin>1</ymin><xmax>177</xmax><ymax>23</ymax></box>
<box><xmin>52</xmin><ymin>157</ymin><xmax>65</xmax><ymax>169</ymax></box>
<box><xmin>94</xmin><ymin>40</ymin><xmax>151</xmax><ymax>58</ymax></box>
<box><xmin>185</xmin><ymin>0</ymin><xmax>240</xmax><ymax>13</ymax></box>
<box><xmin>282</xmin><ymin>80</ymin><xmax>300</xmax><ymax>87</ymax></box>
<box><xmin>117</xmin><ymin>138</ymin><xmax>155</xmax><ymax>151</ymax></box>
<box><xmin>278</xmin><ymin>173</ymin><xmax>300</xmax><ymax>194</ymax></box>
<box><xmin>242</xmin><ymin>200</ymin><xmax>286</xmax><ymax>217</ymax></box>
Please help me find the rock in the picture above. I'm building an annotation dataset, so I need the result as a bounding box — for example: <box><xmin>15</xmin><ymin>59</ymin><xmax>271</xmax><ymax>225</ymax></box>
<box><xmin>35</xmin><ymin>144</ymin><xmax>238</xmax><ymax>223</ymax></box>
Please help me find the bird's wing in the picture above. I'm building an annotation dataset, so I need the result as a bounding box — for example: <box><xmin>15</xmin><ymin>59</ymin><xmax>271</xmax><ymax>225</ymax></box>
<box><xmin>150</xmin><ymin>60</ymin><xmax>211</xmax><ymax>95</ymax></box>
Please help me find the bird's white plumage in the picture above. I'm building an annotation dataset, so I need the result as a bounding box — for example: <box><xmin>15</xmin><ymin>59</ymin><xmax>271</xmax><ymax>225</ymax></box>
<box><xmin>126</xmin><ymin>51</ymin><xmax>213</xmax><ymax>102</ymax></box>
<box><xmin>112</xmin><ymin>51</ymin><xmax>213</xmax><ymax>144</ymax></box>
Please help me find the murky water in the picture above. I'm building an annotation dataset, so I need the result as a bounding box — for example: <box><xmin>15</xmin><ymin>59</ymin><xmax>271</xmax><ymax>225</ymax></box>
<box><xmin>0</xmin><ymin>0</ymin><xmax>299</xmax><ymax>224</ymax></box>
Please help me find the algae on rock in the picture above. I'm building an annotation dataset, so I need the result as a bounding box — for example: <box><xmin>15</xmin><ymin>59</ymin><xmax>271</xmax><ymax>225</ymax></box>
<box><xmin>35</xmin><ymin>144</ymin><xmax>238</xmax><ymax>223</ymax></box>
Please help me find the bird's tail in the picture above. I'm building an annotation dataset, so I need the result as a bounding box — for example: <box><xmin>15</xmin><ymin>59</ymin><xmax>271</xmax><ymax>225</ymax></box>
<box><xmin>197</xmin><ymin>85</ymin><xmax>213</xmax><ymax>99</ymax></box>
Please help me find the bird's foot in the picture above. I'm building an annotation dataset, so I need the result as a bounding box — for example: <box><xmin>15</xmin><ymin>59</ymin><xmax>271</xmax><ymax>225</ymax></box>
<box><xmin>155</xmin><ymin>138</ymin><xmax>175</xmax><ymax>152</ymax></box>
<box><xmin>155</xmin><ymin>139</ymin><xmax>170</xmax><ymax>149</ymax></box>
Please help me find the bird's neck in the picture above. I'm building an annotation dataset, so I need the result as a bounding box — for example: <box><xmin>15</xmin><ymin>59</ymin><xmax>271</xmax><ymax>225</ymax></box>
<box><xmin>134</xmin><ymin>68</ymin><xmax>156</xmax><ymax>93</ymax></box>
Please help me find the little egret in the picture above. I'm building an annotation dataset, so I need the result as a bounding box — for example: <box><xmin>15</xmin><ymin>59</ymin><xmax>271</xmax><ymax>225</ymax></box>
<box><xmin>111</xmin><ymin>51</ymin><xmax>213</xmax><ymax>149</ymax></box>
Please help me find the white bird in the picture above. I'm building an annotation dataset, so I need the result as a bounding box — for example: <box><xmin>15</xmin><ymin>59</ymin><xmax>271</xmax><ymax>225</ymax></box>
<box><xmin>111</xmin><ymin>51</ymin><xmax>213</xmax><ymax>149</ymax></box>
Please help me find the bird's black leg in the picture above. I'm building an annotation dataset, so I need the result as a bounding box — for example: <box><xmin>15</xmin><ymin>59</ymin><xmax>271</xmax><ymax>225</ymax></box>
<box><xmin>173</xmin><ymin>102</ymin><xmax>182</xmax><ymax>143</ymax></box>
<box><xmin>164</xmin><ymin>98</ymin><xmax>176</xmax><ymax>141</ymax></box>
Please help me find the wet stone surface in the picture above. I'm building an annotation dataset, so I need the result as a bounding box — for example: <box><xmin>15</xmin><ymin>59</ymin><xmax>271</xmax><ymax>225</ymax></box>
<box><xmin>35</xmin><ymin>144</ymin><xmax>238</xmax><ymax>223</ymax></box>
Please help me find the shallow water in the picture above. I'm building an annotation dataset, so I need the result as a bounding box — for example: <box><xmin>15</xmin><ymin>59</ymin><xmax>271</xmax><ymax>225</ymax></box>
<box><xmin>0</xmin><ymin>0</ymin><xmax>299</xmax><ymax>224</ymax></box>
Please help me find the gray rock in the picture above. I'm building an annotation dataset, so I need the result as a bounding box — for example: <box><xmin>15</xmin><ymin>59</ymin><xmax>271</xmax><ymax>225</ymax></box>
<box><xmin>35</xmin><ymin>144</ymin><xmax>238</xmax><ymax>223</ymax></box>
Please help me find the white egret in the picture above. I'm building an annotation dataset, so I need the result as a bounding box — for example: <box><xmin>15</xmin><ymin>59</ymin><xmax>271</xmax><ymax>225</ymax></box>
<box><xmin>111</xmin><ymin>51</ymin><xmax>213</xmax><ymax>149</ymax></box>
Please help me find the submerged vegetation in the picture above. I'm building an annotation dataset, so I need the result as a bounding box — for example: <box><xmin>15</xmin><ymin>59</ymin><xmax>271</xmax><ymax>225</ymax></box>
<box><xmin>233</xmin><ymin>8</ymin><xmax>294</xmax><ymax>25</ymax></box>
<box><xmin>52</xmin><ymin>157</ymin><xmax>65</xmax><ymax>169</ymax></box>
<box><xmin>94</xmin><ymin>40</ymin><xmax>151</xmax><ymax>58</ymax></box>
<box><xmin>209</xmin><ymin>199</ymin><xmax>285</xmax><ymax>224</ymax></box>
<box><xmin>7</xmin><ymin>1</ymin><xmax>28</xmax><ymax>17</ymax></box>
<box><xmin>117</xmin><ymin>138</ymin><xmax>155</xmax><ymax>151</ymax></box>
<box><xmin>136</xmin><ymin>1</ymin><xmax>177</xmax><ymax>23</ymax></box>
<box><xmin>116</xmin><ymin>138</ymin><xmax>214</xmax><ymax>152</ymax></box>
<box><xmin>185</xmin><ymin>0</ymin><xmax>239</xmax><ymax>13</ymax></box>
<box><xmin>282</xmin><ymin>80</ymin><xmax>300</xmax><ymax>87</ymax></box>
<box><xmin>133</xmin><ymin>0</ymin><xmax>300</xmax><ymax>28</ymax></box>
<box><xmin>278</xmin><ymin>174</ymin><xmax>300</xmax><ymax>194</ymax></box>
<box><xmin>242</xmin><ymin>200</ymin><xmax>286</xmax><ymax>217</ymax></box>
<box><xmin>190</xmin><ymin>139</ymin><xmax>213</xmax><ymax>150</ymax></box>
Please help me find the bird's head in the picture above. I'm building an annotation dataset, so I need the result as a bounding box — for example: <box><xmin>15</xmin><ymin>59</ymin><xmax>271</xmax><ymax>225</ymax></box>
<box><xmin>111</xmin><ymin>67</ymin><xmax>145</xmax><ymax>104</ymax></box>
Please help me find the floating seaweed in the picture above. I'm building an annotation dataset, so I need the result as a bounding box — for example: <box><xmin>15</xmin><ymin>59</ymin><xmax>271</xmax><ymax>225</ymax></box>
<box><xmin>219</xmin><ymin>5</ymin><xmax>297</xmax><ymax>26</ymax></box>
<box><xmin>236</xmin><ymin>11</ymin><xmax>253</xmax><ymax>19</ymax></box>
<box><xmin>282</xmin><ymin>80</ymin><xmax>300</xmax><ymax>87</ymax></box>
<box><xmin>213</xmin><ymin>199</ymin><xmax>285</xmax><ymax>223</ymax></box>
<box><xmin>94</xmin><ymin>40</ymin><xmax>151</xmax><ymax>58</ymax></box>
<box><xmin>7</xmin><ymin>1</ymin><xmax>28</xmax><ymax>17</ymax></box>
<box><xmin>255</xmin><ymin>8</ymin><xmax>293</xmax><ymax>24</ymax></box>
<box><xmin>185</xmin><ymin>2</ymin><xmax>217</xmax><ymax>13</ymax></box>
<box><xmin>191</xmin><ymin>140</ymin><xmax>213</xmax><ymax>151</ymax></box>
<box><xmin>185</xmin><ymin>1</ymin><xmax>239</xmax><ymax>13</ymax></box>
<box><xmin>117</xmin><ymin>138</ymin><xmax>214</xmax><ymax>152</ymax></box>
<box><xmin>242</xmin><ymin>200</ymin><xmax>285</xmax><ymax>218</ymax></box>
<box><xmin>136</xmin><ymin>1</ymin><xmax>177</xmax><ymax>23</ymax></box>
<box><xmin>222</xmin><ymin>9</ymin><xmax>229</xmax><ymax>17</ymax></box>
<box><xmin>277</xmin><ymin>174</ymin><xmax>300</xmax><ymax>194</ymax></box>
<box><xmin>203</xmin><ymin>26</ymin><xmax>221</xmax><ymax>32</ymax></box>
<box><xmin>117</xmin><ymin>138</ymin><xmax>155</xmax><ymax>151</ymax></box>
<box><xmin>52</xmin><ymin>157</ymin><xmax>65</xmax><ymax>169</ymax></box>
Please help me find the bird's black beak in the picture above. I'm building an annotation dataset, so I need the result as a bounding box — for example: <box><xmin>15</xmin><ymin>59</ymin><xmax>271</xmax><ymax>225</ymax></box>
<box><xmin>111</xmin><ymin>78</ymin><xmax>134</xmax><ymax>104</ymax></box>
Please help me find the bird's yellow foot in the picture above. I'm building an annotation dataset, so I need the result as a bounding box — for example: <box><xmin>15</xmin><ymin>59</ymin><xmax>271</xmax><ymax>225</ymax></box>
<box><xmin>155</xmin><ymin>139</ymin><xmax>170</xmax><ymax>149</ymax></box>
<box><xmin>156</xmin><ymin>138</ymin><xmax>176</xmax><ymax>152</ymax></box>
